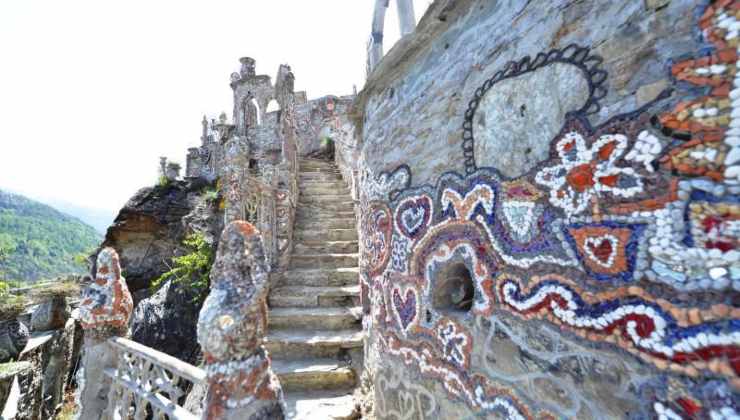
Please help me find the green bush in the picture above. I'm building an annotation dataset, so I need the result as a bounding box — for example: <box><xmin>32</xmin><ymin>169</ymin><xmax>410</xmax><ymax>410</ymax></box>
<box><xmin>202</xmin><ymin>188</ymin><xmax>219</xmax><ymax>203</ymax></box>
<box><xmin>151</xmin><ymin>233</ymin><xmax>214</xmax><ymax>302</ymax></box>
<box><xmin>157</xmin><ymin>175</ymin><xmax>171</xmax><ymax>188</ymax></box>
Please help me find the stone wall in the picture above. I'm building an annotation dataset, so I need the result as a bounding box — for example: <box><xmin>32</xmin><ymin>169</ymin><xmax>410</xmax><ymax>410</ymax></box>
<box><xmin>356</xmin><ymin>0</ymin><xmax>740</xmax><ymax>418</ymax></box>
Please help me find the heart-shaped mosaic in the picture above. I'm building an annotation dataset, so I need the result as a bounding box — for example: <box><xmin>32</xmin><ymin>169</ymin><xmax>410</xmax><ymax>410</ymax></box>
<box><xmin>395</xmin><ymin>196</ymin><xmax>432</xmax><ymax>240</ymax></box>
<box><xmin>583</xmin><ymin>235</ymin><xmax>618</xmax><ymax>268</ymax></box>
<box><xmin>392</xmin><ymin>287</ymin><xmax>418</xmax><ymax>331</ymax></box>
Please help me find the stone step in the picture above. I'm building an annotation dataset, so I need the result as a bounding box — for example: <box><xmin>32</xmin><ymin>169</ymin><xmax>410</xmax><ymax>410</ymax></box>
<box><xmin>264</xmin><ymin>329</ymin><xmax>363</xmax><ymax>359</ymax></box>
<box><xmin>290</xmin><ymin>253</ymin><xmax>358</xmax><ymax>269</ymax></box>
<box><xmin>299</xmin><ymin>177</ymin><xmax>343</xmax><ymax>184</ymax></box>
<box><xmin>301</xmin><ymin>186</ymin><xmax>350</xmax><ymax>195</ymax></box>
<box><xmin>299</xmin><ymin>160</ymin><xmax>336</xmax><ymax>167</ymax></box>
<box><xmin>298</xmin><ymin>168</ymin><xmax>342</xmax><ymax>177</ymax></box>
<box><xmin>269</xmin><ymin>285</ymin><xmax>360</xmax><ymax>308</ymax></box>
<box><xmin>294</xmin><ymin>218</ymin><xmax>355</xmax><ymax>230</ymax></box>
<box><xmin>294</xmin><ymin>240</ymin><xmax>358</xmax><ymax>254</ymax></box>
<box><xmin>272</xmin><ymin>268</ymin><xmax>359</xmax><ymax>287</ymax></box>
<box><xmin>272</xmin><ymin>358</ymin><xmax>356</xmax><ymax>391</ymax></box>
<box><xmin>299</xmin><ymin>180</ymin><xmax>348</xmax><ymax>187</ymax></box>
<box><xmin>295</xmin><ymin>210</ymin><xmax>355</xmax><ymax>219</ymax></box>
<box><xmin>297</xmin><ymin>202</ymin><xmax>355</xmax><ymax>212</ymax></box>
<box><xmin>283</xmin><ymin>389</ymin><xmax>358</xmax><ymax>420</ymax></box>
<box><xmin>269</xmin><ymin>307</ymin><xmax>362</xmax><ymax>330</ymax></box>
<box><xmin>299</xmin><ymin>167</ymin><xmax>341</xmax><ymax>173</ymax></box>
<box><xmin>299</xmin><ymin>195</ymin><xmax>355</xmax><ymax>204</ymax></box>
<box><xmin>295</xmin><ymin>229</ymin><xmax>357</xmax><ymax>242</ymax></box>
<box><xmin>295</xmin><ymin>211</ymin><xmax>355</xmax><ymax>220</ymax></box>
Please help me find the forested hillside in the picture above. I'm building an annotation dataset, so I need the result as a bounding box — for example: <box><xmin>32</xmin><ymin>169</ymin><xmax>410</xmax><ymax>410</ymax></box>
<box><xmin>0</xmin><ymin>190</ymin><xmax>102</xmax><ymax>282</ymax></box>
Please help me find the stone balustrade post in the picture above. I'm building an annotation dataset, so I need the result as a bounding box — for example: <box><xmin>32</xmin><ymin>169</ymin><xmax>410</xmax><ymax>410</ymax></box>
<box><xmin>75</xmin><ymin>247</ymin><xmax>133</xmax><ymax>420</ymax></box>
<box><xmin>197</xmin><ymin>221</ymin><xmax>285</xmax><ymax>420</ymax></box>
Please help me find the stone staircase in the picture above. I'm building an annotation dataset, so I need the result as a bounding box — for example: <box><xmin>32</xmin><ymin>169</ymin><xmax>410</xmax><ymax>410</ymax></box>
<box><xmin>266</xmin><ymin>158</ymin><xmax>363</xmax><ymax>419</ymax></box>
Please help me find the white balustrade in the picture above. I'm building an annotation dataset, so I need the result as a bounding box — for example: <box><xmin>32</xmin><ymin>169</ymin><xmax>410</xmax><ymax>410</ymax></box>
<box><xmin>103</xmin><ymin>337</ymin><xmax>206</xmax><ymax>420</ymax></box>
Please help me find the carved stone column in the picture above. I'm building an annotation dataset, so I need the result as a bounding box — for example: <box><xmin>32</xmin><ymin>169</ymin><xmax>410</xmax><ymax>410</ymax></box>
<box><xmin>197</xmin><ymin>221</ymin><xmax>285</xmax><ymax>420</ymax></box>
<box><xmin>76</xmin><ymin>247</ymin><xmax>133</xmax><ymax>420</ymax></box>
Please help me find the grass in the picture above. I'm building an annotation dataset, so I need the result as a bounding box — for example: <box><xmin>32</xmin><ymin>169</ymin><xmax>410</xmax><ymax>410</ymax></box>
<box><xmin>0</xmin><ymin>361</ymin><xmax>30</xmax><ymax>378</ymax></box>
<box><xmin>202</xmin><ymin>188</ymin><xmax>219</xmax><ymax>203</ymax></box>
<box><xmin>26</xmin><ymin>280</ymin><xmax>79</xmax><ymax>302</ymax></box>
<box><xmin>0</xmin><ymin>294</ymin><xmax>27</xmax><ymax>322</ymax></box>
<box><xmin>55</xmin><ymin>388</ymin><xmax>77</xmax><ymax>420</ymax></box>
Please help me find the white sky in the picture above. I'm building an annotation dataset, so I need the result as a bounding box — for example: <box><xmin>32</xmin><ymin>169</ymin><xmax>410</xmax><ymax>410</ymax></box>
<box><xmin>0</xmin><ymin>0</ymin><xmax>431</xmax><ymax>214</ymax></box>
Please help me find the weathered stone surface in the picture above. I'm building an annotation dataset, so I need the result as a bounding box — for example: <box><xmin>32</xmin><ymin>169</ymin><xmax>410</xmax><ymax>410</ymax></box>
<box><xmin>0</xmin><ymin>319</ymin><xmax>28</xmax><ymax>363</ymax></box>
<box><xmin>474</xmin><ymin>63</ymin><xmax>589</xmax><ymax>177</ymax></box>
<box><xmin>355</xmin><ymin>0</ymin><xmax>739</xmax><ymax>418</ymax></box>
<box><xmin>130</xmin><ymin>278</ymin><xmax>202</xmax><ymax>365</ymax></box>
<box><xmin>0</xmin><ymin>361</ymin><xmax>30</xmax><ymax>414</ymax></box>
<box><xmin>97</xmin><ymin>178</ymin><xmax>220</xmax><ymax>293</ymax></box>
<box><xmin>15</xmin><ymin>318</ymin><xmax>77</xmax><ymax>420</ymax></box>
<box><xmin>30</xmin><ymin>296</ymin><xmax>70</xmax><ymax>332</ymax></box>
<box><xmin>198</xmin><ymin>221</ymin><xmax>285</xmax><ymax>419</ymax></box>
<box><xmin>77</xmin><ymin>247</ymin><xmax>134</xmax><ymax>420</ymax></box>
<box><xmin>79</xmin><ymin>248</ymin><xmax>133</xmax><ymax>336</ymax></box>
<box><xmin>356</xmin><ymin>0</ymin><xmax>697</xmax><ymax>186</ymax></box>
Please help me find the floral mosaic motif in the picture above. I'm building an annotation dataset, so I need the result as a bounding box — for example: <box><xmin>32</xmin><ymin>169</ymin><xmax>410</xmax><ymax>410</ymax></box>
<box><xmin>435</xmin><ymin>318</ymin><xmax>472</xmax><ymax>370</ymax></box>
<box><xmin>361</xmin><ymin>202</ymin><xmax>393</xmax><ymax>278</ymax></box>
<box><xmin>625</xmin><ymin>130</ymin><xmax>663</xmax><ymax>173</ymax></box>
<box><xmin>536</xmin><ymin>130</ymin><xmax>643</xmax><ymax>217</ymax></box>
<box><xmin>646</xmin><ymin>180</ymin><xmax>740</xmax><ymax>291</ymax></box>
<box><xmin>683</xmin><ymin>188</ymin><xmax>740</xmax><ymax>253</ymax></box>
<box><xmin>395</xmin><ymin>195</ymin><xmax>433</xmax><ymax>240</ymax></box>
<box><xmin>563</xmin><ymin>221</ymin><xmax>647</xmax><ymax>282</ymax></box>
<box><xmin>79</xmin><ymin>247</ymin><xmax>134</xmax><ymax>333</ymax></box>
<box><xmin>495</xmin><ymin>273</ymin><xmax>740</xmax><ymax>380</ymax></box>
<box><xmin>432</xmin><ymin>171</ymin><xmax>578</xmax><ymax>269</ymax></box>
<box><xmin>390</xmin><ymin>235</ymin><xmax>409</xmax><ymax>273</ymax></box>
<box><xmin>369</xmin><ymin>4</ymin><xmax>740</xmax><ymax>416</ymax></box>
<box><xmin>659</xmin><ymin>1</ymin><xmax>740</xmax><ymax>184</ymax></box>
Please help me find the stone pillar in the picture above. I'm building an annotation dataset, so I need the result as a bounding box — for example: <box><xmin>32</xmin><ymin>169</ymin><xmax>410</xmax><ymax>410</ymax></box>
<box><xmin>197</xmin><ymin>221</ymin><xmax>285</xmax><ymax>420</ymax></box>
<box><xmin>240</xmin><ymin>57</ymin><xmax>256</xmax><ymax>79</ymax></box>
<box><xmin>201</xmin><ymin>115</ymin><xmax>210</xmax><ymax>146</ymax></box>
<box><xmin>368</xmin><ymin>0</ymin><xmax>387</xmax><ymax>72</ymax></box>
<box><xmin>165</xmin><ymin>162</ymin><xmax>181</xmax><ymax>181</ymax></box>
<box><xmin>76</xmin><ymin>248</ymin><xmax>133</xmax><ymax>420</ymax></box>
<box><xmin>187</xmin><ymin>147</ymin><xmax>202</xmax><ymax>178</ymax></box>
<box><xmin>396</xmin><ymin>0</ymin><xmax>416</xmax><ymax>36</ymax></box>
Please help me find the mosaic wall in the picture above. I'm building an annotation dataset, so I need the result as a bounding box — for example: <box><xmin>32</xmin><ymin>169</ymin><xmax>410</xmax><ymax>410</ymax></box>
<box><xmin>358</xmin><ymin>0</ymin><xmax>740</xmax><ymax>418</ymax></box>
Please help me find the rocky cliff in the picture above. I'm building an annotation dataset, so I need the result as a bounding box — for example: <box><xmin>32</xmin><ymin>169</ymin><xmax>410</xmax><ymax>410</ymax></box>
<box><xmin>98</xmin><ymin>178</ymin><xmax>221</xmax><ymax>294</ymax></box>
<box><xmin>97</xmin><ymin>178</ymin><xmax>222</xmax><ymax>363</ymax></box>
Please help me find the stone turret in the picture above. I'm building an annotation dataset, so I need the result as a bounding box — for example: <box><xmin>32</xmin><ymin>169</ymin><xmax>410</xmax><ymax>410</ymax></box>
<box><xmin>239</xmin><ymin>57</ymin><xmax>256</xmax><ymax>78</ymax></box>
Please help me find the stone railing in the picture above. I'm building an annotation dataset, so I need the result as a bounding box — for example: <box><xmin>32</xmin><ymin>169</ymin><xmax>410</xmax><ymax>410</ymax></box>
<box><xmin>103</xmin><ymin>336</ymin><xmax>206</xmax><ymax>420</ymax></box>
<box><xmin>78</xmin><ymin>234</ymin><xmax>285</xmax><ymax>419</ymax></box>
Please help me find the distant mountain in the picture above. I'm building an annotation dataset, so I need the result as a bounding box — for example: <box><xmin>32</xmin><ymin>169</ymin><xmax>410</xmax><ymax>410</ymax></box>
<box><xmin>39</xmin><ymin>198</ymin><xmax>116</xmax><ymax>234</ymax></box>
<box><xmin>0</xmin><ymin>190</ymin><xmax>102</xmax><ymax>282</ymax></box>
